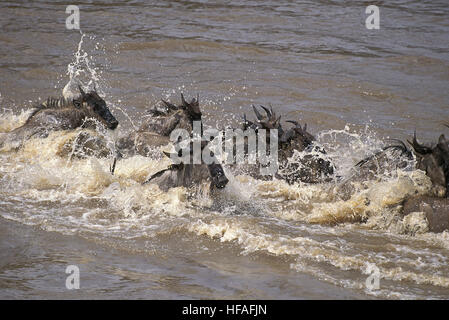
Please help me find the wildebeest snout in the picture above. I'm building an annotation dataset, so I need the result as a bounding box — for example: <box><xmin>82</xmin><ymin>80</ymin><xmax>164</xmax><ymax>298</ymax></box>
<box><xmin>108</xmin><ymin>118</ymin><xmax>119</xmax><ymax>130</ymax></box>
<box><xmin>209</xmin><ymin>163</ymin><xmax>229</xmax><ymax>189</ymax></box>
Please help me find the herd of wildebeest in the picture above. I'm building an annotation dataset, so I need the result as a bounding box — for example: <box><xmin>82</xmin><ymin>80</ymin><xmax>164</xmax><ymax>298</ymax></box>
<box><xmin>0</xmin><ymin>85</ymin><xmax>448</xmax><ymax>233</ymax></box>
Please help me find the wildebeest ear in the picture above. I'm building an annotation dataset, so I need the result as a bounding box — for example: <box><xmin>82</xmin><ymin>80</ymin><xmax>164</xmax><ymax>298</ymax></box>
<box><xmin>78</xmin><ymin>85</ymin><xmax>86</xmax><ymax>97</ymax></box>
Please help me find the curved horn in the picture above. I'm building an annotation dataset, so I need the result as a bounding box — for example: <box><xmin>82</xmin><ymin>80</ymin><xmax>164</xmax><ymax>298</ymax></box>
<box><xmin>252</xmin><ymin>105</ymin><xmax>263</xmax><ymax>121</ymax></box>
<box><xmin>161</xmin><ymin>99</ymin><xmax>178</xmax><ymax>111</ymax></box>
<box><xmin>286</xmin><ymin>120</ymin><xmax>299</xmax><ymax>127</ymax></box>
<box><xmin>163</xmin><ymin>151</ymin><xmax>182</xmax><ymax>159</ymax></box>
<box><xmin>408</xmin><ymin>131</ymin><xmax>431</xmax><ymax>155</ymax></box>
<box><xmin>260</xmin><ymin>105</ymin><xmax>272</xmax><ymax>117</ymax></box>
<box><xmin>181</xmin><ymin>93</ymin><xmax>188</xmax><ymax>107</ymax></box>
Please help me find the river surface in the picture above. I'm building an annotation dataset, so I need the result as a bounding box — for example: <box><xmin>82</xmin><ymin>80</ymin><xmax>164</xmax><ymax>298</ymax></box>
<box><xmin>0</xmin><ymin>1</ymin><xmax>449</xmax><ymax>299</ymax></box>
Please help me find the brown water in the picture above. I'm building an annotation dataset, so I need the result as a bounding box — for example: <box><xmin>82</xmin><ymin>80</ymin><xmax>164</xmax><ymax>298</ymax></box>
<box><xmin>1</xmin><ymin>1</ymin><xmax>449</xmax><ymax>299</ymax></box>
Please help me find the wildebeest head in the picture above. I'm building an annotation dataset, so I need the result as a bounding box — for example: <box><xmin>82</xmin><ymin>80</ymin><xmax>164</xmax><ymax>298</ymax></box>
<box><xmin>148</xmin><ymin>93</ymin><xmax>202</xmax><ymax>135</ymax></box>
<box><xmin>283</xmin><ymin>120</ymin><xmax>316</xmax><ymax>150</ymax></box>
<box><xmin>242</xmin><ymin>105</ymin><xmax>316</xmax><ymax>149</ymax></box>
<box><xmin>75</xmin><ymin>85</ymin><xmax>118</xmax><ymax>130</ymax></box>
<box><xmin>159</xmin><ymin>94</ymin><xmax>202</xmax><ymax>121</ymax></box>
<box><xmin>179</xmin><ymin>139</ymin><xmax>229</xmax><ymax>189</ymax></box>
<box><xmin>243</xmin><ymin>105</ymin><xmax>282</xmax><ymax>132</ymax></box>
<box><xmin>408</xmin><ymin>132</ymin><xmax>449</xmax><ymax>196</ymax></box>
<box><xmin>143</xmin><ymin>140</ymin><xmax>229</xmax><ymax>190</ymax></box>
<box><xmin>180</xmin><ymin>93</ymin><xmax>202</xmax><ymax>122</ymax></box>
<box><xmin>206</xmin><ymin>161</ymin><xmax>229</xmax><ymax>189</ymax></box>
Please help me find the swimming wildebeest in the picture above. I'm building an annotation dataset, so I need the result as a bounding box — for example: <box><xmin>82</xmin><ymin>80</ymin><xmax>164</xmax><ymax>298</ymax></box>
<box><xmin>143</xmin><ymin>140</ymin><xmax>229</xmax><ymax>191</ymax></box>
<box><xmin>0</xmin><ymin>86</ymin><xmax>118</xmax><ymax>150</ymax></box>
<box><xmin>116</xmin><ymin>93</ymin><xmax>201</xmax><ymax>158</ymax></box>
<box><xmin>400</xmin><ymin>131</ymin><xmax>449</xmax><ymax>233</ymax></box>
<box><xmin>238</xmin><ymin>104</ymin><xmax>335</xmax><ymax>184</ymax></box>
<box><xmin>408</xmin><ymin>131</ymin><xmax>449</xmax><ymax>197</ymax></box>
<box><xmin>114</xmin><ymin>94</ymin><xmax>229</xmax><ymax>191</ymax></box>
<box><xmin>353</xmin><ymin>129</ymin><xmax>449</xmax><ymax>233</ymax></box>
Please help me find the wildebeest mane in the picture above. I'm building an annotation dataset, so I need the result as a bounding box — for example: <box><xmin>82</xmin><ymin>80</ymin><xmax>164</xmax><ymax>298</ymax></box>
<box><xmin>25</xmin><ymin>97</ymin><xmax>76</xmax><ymax>124</ymax></box>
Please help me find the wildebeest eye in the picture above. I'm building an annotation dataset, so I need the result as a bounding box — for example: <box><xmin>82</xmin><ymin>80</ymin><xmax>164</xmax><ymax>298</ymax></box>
<box><xmin>73</xmin><ymin>101</ymin><xmax>81</xmax><ymax>108</ymax></box>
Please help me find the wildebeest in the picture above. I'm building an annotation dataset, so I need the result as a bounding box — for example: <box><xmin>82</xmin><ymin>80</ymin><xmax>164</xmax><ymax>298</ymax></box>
<box><xmin>114</xmin><ymin>94</ymin><xmax>229</xmax><ymax>191</ymax></box>
<box><xmin>238</xmin><ymin>105</ymin><xmax>335</xmax><ymax>184</ymax></box>
<box><xmin>143</xmin><ymin>140</ymin><xmax>229</xmax><ymax>191</ymax></box>
<box><xmin>407</xmin><ymin>131</ymin><xmax>449</xmax><ymax>197</ymax></box>
<box><xmin>400</xmin><ymin>131</ymin><xmax>449</xmax><ymax>233</ymax></box>
<box><xmin>352</xmin><ymin>129</ymin><xmax>449</xmax><ymax>233</ymax></box>
<box><xmin>116</xmin><ymin>94</ymin><xmax>201</xmax><ymax>158</ymax></box>
<box><xmin>0</xmin><ymin>86</ymin><xmax>118</xmax><ymax>150</ymax></box>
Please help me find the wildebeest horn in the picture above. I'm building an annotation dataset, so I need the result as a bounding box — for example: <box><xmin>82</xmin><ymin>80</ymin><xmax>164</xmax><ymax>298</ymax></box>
<box><xmin>286</xmin><ymin>120</ymin><xmax>303</xmax><ymax>131</ymax></box>
<box><xmin>287</xmin><ymin>120</ymin><xmax>308</xmax><ymax>133</ymax></box>
<box><xmin>408</xmin><ymin>131</ymin><xmax>431</xmax><ymax>155</ymax></box>
<box><xmin>386</xmin><ymin>139</ymin><xmax>408</xmax><ymax>151</ymax></box>
<box><xmin>252</xmin><ymin>105</ymin><xmax>263</xmax><ymax>121</ymax></box>
<box><xmin>181</xmin><ymin>93</ymin><xmax>188</xmax><ymax>108</ymax></box>
<box><xmin>163</xmin><ymin>151</ymin><xmax>177</xmax><ymax>159</ymax></box>
<box><xmin>260</xmin><ymin>105</ymin><xmax>272</xmax><ymax>117</ymax></box>
<box><xmin>142</xmin><ymin>168</ymin><xmax>168</xmax><ymax>185</ymax></box>
<box><xmin>78</xmin><ymin>85</ymin><xmax>86</xmax><ymax>96</ymax></box>
<box><xmin>161</xmin><ymin>99</ymin><xmax>178</xmax><ymax>111</ymax></box>
<box><xmin>142</xmin><ymin>162</ymin><xmax>184</xmax><ymax>185</ymax></box>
